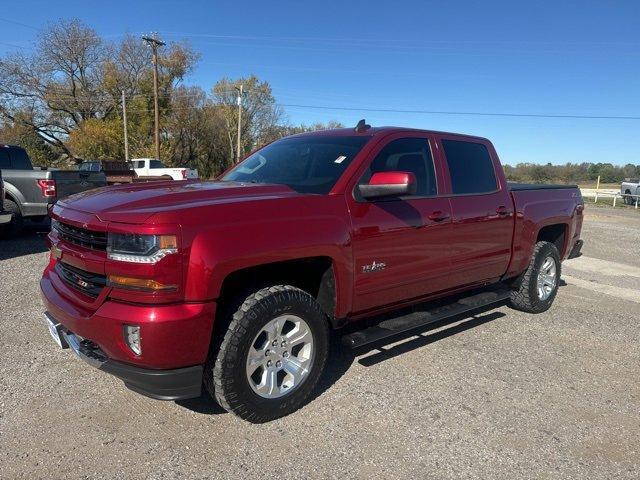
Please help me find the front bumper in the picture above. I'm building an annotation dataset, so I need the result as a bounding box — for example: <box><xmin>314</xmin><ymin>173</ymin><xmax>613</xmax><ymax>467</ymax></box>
<box><xmin>40</xmin><ymin>267</ymin><xmax>216</xmax><ymax>401</ymax></box>
<box><xmin>46</xmin><ymin>313</ymin><xmax>202</xmax><ymax>400</ymax></box>
<box><xmin>40</xmin><ymin>272</ymin><xmax>216</xmax><ymax>369</ymax></box>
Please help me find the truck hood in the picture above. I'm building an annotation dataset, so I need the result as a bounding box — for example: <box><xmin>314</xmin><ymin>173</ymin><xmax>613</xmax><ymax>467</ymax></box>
<box><xmin>57</xmin><ymin>180</ymin><xmax>300</xmax><ymax>224</ymax></box>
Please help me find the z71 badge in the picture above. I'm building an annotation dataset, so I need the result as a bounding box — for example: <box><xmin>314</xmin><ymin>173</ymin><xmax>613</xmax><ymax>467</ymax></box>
<box><xmin>362</xmin><ymin>261</ymin><xmax>386</xmax><ymax>273</ymax></box>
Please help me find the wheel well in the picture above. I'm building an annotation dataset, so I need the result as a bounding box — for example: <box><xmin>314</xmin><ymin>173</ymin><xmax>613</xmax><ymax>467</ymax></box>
<box><xmin>3</xmin><ymin>191</ymin><xmax>21</xmax><ymax>212</ymax></box>
<box><xmin>537</xmin><ymin>224</ymin><xmax>566</xmax><ymax>255</ymax></box>
<box><xmin>218</xmin><ymin>257</ymin><xmax>337</xmax><ymax>322</ymax></box>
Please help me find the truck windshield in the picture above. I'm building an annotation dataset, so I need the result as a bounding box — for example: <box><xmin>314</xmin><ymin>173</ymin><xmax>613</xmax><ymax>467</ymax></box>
<box><xmin>221</xmin><ymin>135</ymin><xmax>371</xmax><ymax>194</ymax></box>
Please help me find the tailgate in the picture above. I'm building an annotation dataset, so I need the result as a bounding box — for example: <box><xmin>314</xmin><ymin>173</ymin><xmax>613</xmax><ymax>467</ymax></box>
<box><xmin>52</xmin><ymin>171</ymin><xmax>107</xmax><ymax>200</ymax></box>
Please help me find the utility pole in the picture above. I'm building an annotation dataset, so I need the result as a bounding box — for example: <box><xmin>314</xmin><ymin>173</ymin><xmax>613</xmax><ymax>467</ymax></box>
<box><xmin>142</xmin><ymin>34</ymin><xmax>165</xmax><ymax>160</ymax></box>
<box><xmin>235</xmin><ymin>84</ymin><xmax>243</xmax><ymax>163</ymax></box>
<box><xmin>121</xmin><ymin>90</ymin><xmax>129</xmax><ymax>161</ymax></box>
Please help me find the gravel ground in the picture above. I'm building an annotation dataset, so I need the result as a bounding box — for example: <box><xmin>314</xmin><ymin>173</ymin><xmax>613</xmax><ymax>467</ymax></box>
<box><xmin>0</xmin><ymin>205</ymin><xmax>638</xmax><ymax>479</ymax></box>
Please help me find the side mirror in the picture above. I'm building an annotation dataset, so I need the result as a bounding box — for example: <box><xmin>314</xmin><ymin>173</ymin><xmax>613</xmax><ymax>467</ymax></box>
<box><xmin>358</xmin><ymin>171</ymin><xmax>417</xmax><ymax>199</ymax></box>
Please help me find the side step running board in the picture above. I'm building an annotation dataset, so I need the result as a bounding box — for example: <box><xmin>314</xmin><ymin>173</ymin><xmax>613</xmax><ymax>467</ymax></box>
<box><xmin>342</xmin><ymin>287</ymin><xmax>511</xmax><ymax>349</ymax></box>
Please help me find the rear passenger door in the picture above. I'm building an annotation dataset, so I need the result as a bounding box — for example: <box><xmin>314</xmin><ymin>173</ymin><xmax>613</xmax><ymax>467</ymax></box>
<box><xmin>437</xmin><ymin>136</ymin><xmax>513</xmax><ymax>287</ymax></box>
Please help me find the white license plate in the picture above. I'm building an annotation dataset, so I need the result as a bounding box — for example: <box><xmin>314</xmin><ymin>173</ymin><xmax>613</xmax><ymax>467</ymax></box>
<box><xmin>45</xmin><ymin>315</ymin><xmax>63</xmax><ymax>348</ymax></box>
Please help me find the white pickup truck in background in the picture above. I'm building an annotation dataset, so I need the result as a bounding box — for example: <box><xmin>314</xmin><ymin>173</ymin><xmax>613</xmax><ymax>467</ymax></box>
<box><xmin>620</xmin><ymin>178</ymin><xmax>640</xmax><ymax>205</ymax></box>
<box><xmin>131</xmin><ymin>158</ymin><xmax>198</xmax><ymax>181</ymax></box>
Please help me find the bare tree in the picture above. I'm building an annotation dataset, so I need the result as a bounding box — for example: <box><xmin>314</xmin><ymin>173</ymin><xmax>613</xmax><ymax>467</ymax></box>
<box><xmin>212</xmin><ymin>75</ymin><xmax>283</xmax><ymax>165</ymax></box>
<box><xmin>0</xmin><ymin>20</ymin><xmax>115</xmax><ymax>157</ymax></box>
<box><xmin>0</xmin><ymin>20</ymin><xmax>198</xmax><ymax>160</ymax></box>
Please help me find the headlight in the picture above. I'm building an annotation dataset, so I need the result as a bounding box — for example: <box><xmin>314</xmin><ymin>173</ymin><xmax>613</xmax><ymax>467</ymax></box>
<box><xmin>107</xmin><ymin>233</ymin><xmax>177</xmax><ymax>263</ymax></box>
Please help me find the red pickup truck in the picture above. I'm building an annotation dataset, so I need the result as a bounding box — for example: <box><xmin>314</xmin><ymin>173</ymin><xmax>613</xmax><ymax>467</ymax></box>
<box><xmin>41</xmin><ymin>123</ymin><xmax>584</xmax><ymax>423</ymax></box>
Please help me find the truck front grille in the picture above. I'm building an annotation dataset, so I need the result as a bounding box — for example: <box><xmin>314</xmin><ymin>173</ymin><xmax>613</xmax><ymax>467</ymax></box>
<box><xmin>56</xmin><ymin>262</ymin><xmax>107</xmax><ymax>298</ymax></box>
<box><xmin>53</xmin><ymin>221</ymin><xmax>107</xmax><ymax>251</ymax></box>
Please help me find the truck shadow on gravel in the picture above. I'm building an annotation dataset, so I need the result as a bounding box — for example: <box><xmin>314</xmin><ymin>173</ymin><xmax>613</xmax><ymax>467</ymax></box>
<box><xmin>353</xmin><ymin>279</ymin><xmax>568</xmax><ymax>368</ymax></box>
<box><xmin>0</xmin><ymin>224</ymin><xmax>50</xmax><ymax>261</ymax></box>
<box><xmin>355</xmin><ymin>309</ymin><xmax>507</xmax><ymax>367</ymax></box>
<box><xmin>176</xmin><ymin>305</ymin><xmax>509</xmax><ymax>417</ymax></box>
<box><xmin>176</xmin><ymin>334</ymin><xmax>360</xmax><ymax>417</ymax></box>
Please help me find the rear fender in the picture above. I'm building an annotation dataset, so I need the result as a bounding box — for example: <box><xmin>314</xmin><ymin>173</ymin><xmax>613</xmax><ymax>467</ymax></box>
<box><xmin>505</xmin><ymin>190</ymin><xmax>581</xmax><ymax>278</ymax></box>
<box><xmin>2</xmin><ymin>181</ymin><xmax>25</xmax><ymax>212</ymax></box>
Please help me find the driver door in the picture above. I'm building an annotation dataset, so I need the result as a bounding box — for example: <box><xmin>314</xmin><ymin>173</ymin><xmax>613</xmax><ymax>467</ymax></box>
<box><xmin>348</xmin><ymin>134</ymin><xmax>454</xmax><ymax>313</ymax></box>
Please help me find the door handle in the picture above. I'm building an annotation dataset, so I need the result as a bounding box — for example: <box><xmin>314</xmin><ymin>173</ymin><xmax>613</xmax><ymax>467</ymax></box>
<box><xmin>496</xmin><ymin>206</ymin><xmax>510</xmax><ymax>217</ymax></box>
<box><xmin>427</xmin><ymin>210</ymin><xmax>450</xmax><ymax>222</ymax></box>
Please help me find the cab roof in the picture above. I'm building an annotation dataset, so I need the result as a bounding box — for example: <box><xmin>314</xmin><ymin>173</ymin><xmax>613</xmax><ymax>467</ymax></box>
<box><xmin>290</xmin><ymin>126</ymin><xmax>490</xmax><ymax>143</ymax></box>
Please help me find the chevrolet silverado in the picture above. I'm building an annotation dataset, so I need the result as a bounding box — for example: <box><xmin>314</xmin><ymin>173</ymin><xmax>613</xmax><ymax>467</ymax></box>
<box><xmin>41</xmin><ymin>122</ymin><xmax>584</xmax><ymax>423</ymax></box>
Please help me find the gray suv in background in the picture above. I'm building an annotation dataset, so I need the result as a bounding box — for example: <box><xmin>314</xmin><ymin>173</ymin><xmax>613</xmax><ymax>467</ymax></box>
<box><xmin>621</xmin><ymin>178</ymin><xmax>640</xmax><ymax>205</ymax></box>
<box><xmin>0</xmin><ymin>144</ymin><xmax>106</xmax><ymax>234</ymax></box>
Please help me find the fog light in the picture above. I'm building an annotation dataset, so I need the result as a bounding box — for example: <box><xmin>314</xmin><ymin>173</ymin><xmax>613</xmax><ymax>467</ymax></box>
<box><xmin>124</xmin><ymin>325</ymin><xmax>141</xmax><ymax>355</ymax></box>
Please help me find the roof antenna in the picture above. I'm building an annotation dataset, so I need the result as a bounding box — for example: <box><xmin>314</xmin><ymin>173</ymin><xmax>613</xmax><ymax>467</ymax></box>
<box><xmin>354</xmin><ymin>119</ymin><xmax>371</xmax><ymax>133</ymax></box>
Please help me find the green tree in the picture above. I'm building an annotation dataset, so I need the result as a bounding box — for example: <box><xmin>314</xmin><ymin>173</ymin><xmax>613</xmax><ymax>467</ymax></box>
<box><xmin>67</xmin><ymin>118</ymin><xmax>124</xmax><ymax>160</ymax></box>
<box><xmin>0</xmin><ymin>115</ymin><xmax>58</xmax><ymax>167</ymax></box>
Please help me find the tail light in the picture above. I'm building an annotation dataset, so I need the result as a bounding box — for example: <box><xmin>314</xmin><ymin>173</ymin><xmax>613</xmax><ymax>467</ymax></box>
<box><xmin>181</xmin><ymin>169</ymin><xmax>187</xmax><ymax>179</ymax></box>
<box><xmin>37</xmin><ymin>179</ymin><xmax>57</xmax><ymax>198</ymax></box>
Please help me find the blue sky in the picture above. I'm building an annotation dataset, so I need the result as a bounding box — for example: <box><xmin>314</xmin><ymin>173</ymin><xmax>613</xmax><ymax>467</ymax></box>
<box><xmin>1</xmin><ymin>0</ymin><xmax>639</xmax><ymax>165</ymax></box>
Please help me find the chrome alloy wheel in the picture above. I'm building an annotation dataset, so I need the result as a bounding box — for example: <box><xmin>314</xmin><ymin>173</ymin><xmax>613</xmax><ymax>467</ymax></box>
<box><xmin>245</xmin><ymin>315</ymin><xmax>315</xmax><ymax>399</ymax></box>
<box><xmin>536</xmin><ymin>256</ymin><xmax>557</xmax><ymax>300</ymax></box>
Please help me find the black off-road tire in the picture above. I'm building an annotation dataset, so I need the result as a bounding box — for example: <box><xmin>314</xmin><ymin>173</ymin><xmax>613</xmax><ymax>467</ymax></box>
<box><xmin>204</xmin><ymin>285</ymin><xmax>330</xmax><ymax>423</ymax></box>
<box><xmin>1</xmin><ymin>199</ymin><xmax>23</xmax><ymax>236</ymax></box>
<box><xmin>624</xmin><ymin>193</ymin><xmax>635</xmax><ymax>205</ymax></box>
<box><xmin>509</xmin><ymin>241</ymin><xmax>561</xmax><ymax>313</ymax></box>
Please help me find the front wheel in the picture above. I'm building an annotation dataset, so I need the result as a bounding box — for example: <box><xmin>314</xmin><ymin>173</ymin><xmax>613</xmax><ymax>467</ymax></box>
<box><xmin>204</xmin><ymin>285</ymin><xmax>329</xmax><ymax>423</ymax></box>
<box><xmin>509</xmin><ymin>241</ymin><xmax>561</xmax><ymax>313</ymax></box>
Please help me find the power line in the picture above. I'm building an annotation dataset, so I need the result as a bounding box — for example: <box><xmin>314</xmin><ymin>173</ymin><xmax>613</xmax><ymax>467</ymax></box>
<box><xmin>162</xmin><ymin>31</ymin><xmax>640</xmax><ymax>48</ymax></box>
<box><xmin>0</xmin><ymin>41</ymin><xmax>28</xmax><ymax>50</ymax></box>
<box><xmin>0</xmin><ymin>17</ymin><xmax>38</xmax><ymax>30</ymax></box>
<box><xmin>278</xmin><ymin>103</ymin><xmax>640</xmax><ymax>121</ymax></box>
<box><xmin>117</xmin><ymin>103</ymin><xmax>640</xmax><ymax>121</ymax></box>
<box><xmin>8</xmin><ymin>89</ymin><xmax>640</xmax><ymax>121</ymax></box>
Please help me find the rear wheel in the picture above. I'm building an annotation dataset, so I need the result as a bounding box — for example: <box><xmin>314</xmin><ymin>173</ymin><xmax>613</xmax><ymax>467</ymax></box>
<box><xmin>509</xmin><ymin>241</ymin><xmax>561</xmax><ymax>313</ymax></box>
<box><xmin>624</xmin><ymin>191</ymin><xmax>635</xmax><ymax>205</ymax></box>
<box><xmin>1</xmin><ymin>199</ymin><xmax>23</xmax><ymax>236</ymax></box>
<box><xmin>204</xmin><ymin>285</ymin><xmax>329</xmax><ymax>423</ymax></box>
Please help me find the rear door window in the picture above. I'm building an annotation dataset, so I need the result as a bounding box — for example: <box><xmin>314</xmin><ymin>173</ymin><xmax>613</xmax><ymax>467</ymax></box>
<box><xmin>9</xmin><ymin>147</ymin><xmax>32</xmax><ymax>169</ymax></box>
<box><xmin>0</xmin><ymin>148</ymin><xmax>10</xmax><ymax>168</ymax></box>
<box><xmin>442</xmin><ymin>140</ymin><xmax>497</xmax><ymax>194</ymax></box>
